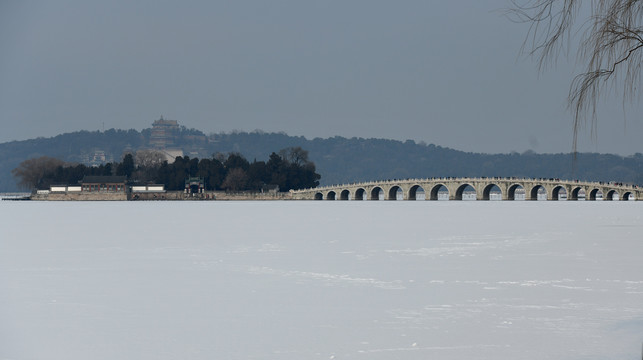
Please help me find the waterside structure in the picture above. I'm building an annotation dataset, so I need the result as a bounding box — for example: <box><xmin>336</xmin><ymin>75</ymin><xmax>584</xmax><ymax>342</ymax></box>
<box><xmin>291</xmin><ymin>177</ymin><xmax>642</xmax><ymax>201</ymax></box>
<box><xmin>28</xmin><ymin>175</ymin><xmax>289</xmax><ymax>201</ymax></box>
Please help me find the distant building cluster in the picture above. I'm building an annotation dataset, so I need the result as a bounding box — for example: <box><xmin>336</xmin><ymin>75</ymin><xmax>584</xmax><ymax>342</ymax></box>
<box><xmin>81</xmin><ymin>149</ymin><xmax>114</xmax><ymax>167</ymax></box>
<box><xmin>76</xmin><ymin>117</ymin><xmax>187</xmax><ymax>168</ymax></box>
<box><xmin>40</xmin><ymin>175</ymin><xmax>167</xmax><ymax>200</ymax></box>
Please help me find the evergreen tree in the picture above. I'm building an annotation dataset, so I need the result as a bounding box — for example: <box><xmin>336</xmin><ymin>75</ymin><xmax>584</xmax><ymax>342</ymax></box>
<box><xmin>116</xmin><ymin>154</ymin><xmax>135</xmax><ymax>178</ymax></box>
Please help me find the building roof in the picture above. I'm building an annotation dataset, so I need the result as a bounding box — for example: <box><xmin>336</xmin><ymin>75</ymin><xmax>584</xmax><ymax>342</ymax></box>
<box><xmin>81</xmin><ymin>176</ymin><xmax>127</xmax><ymax>184</ymax></box>
<box><xmin>160</xmin><ymin>149</ymin><xmax>184</xmax><ymax>162</ymax></box>
<box><xmin>153</xmin><ymin>119</ymin><xmax>178</xmax><ymax>126</ymax></box>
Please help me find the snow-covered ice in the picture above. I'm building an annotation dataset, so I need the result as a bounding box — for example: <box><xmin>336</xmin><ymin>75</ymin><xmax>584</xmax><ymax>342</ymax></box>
<box><xmin>1</xmin><ymin>201</ymin><xmax>642</xmax><ymax>360</ymax></box>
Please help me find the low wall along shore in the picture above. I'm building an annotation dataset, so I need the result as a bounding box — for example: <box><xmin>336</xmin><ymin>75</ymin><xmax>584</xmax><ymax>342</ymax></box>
<box><xmin>131</xmin><ymin>191</ymin><xmax>292</xmax><ymax>200</ymax></box>
<box><xmin>31</xmin><ymin>192</ymin><xmax>128</xmax><ymax>201</ymax></box>
<box><xmin>31</xmin><ymin>191</ymin><xmax>293</xmax><ymax>201</ymax></box>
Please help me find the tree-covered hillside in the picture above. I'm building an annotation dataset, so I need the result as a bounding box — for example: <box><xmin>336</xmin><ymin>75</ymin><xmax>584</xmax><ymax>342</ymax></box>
<box><xmin>1</xmin><ymin>128</ymin><xmax>642</xmax><ymax>192</ymax></box>
<box><xmin>0</xmin><ymin>129</ymin><xmax>143</xmax><ymax>192</ymax></box>
<box><xmin>205</xmin><ymin>133</ymin><xmax>643</xmax><ymax>187</ymax></box>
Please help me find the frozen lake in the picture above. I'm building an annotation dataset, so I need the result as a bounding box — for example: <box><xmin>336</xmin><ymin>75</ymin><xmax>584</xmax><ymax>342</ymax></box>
<box><xmin>1</xmin><ymin>201</ymin><xmax>642</xmax><ymax>360</ymax></box>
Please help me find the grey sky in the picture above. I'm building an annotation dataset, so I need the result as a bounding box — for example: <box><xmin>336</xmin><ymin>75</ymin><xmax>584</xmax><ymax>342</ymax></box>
<box><xmin>1</xmin><ymin>1</ymin><xmax>641</xmax><ymax>155</ymax></box>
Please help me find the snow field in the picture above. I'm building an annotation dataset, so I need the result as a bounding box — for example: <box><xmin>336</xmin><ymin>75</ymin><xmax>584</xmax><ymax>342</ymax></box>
<box><xmin>1</xmin><ymin>201</ymin><xmax>642</xmax><ymax>360</ymax></box>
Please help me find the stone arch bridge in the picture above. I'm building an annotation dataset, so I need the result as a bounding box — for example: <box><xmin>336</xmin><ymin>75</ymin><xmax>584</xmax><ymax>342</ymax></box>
<box><xmin>291</xmin><ymin>177</ymin><xmax>642</xmax><ymax>201</ymax></box>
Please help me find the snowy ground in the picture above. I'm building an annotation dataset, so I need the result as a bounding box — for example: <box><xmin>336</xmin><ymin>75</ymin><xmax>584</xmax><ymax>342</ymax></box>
<box><xmin>1</xmin><ymin>201</ymin><xmax>642</xmax><ymax>360</ymax></box>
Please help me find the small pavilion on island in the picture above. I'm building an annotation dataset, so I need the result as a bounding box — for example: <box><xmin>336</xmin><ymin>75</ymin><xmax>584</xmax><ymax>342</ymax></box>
<box><xmin>185</xmin><ymin>177</ymin><xmax>205</xmax><ymax>194</ymax></box>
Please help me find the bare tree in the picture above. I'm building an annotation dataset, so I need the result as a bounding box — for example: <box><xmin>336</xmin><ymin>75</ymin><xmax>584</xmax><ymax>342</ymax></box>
<box><xmin>135</xmin><ymin>149</ymin><xmax>166</xmax><ymax>168</ymax></box>
<box><xmin>510</xmin><ymin>0</ymin><xmax>643</xmax><ymax>151</ymax></box>
<box><xmin>221</xmin><ymin>168</ymin><xmax>249</xmax><ymax>191</ymax></box>
<box><xmin>12</xmin><ymin>156</ymin><xmax>65</xmax><ymax>190</ymax></box>
<box><xmin>278</xmin><ymin>147</ymin><xmax>310</xmax><ymax>166</ymax></box>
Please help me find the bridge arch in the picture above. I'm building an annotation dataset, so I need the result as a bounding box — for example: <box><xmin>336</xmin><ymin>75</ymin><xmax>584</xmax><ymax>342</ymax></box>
<box><xmin>455</xmin><ymin>184</ymin><xmax>476</xmax><ymax>200</ymax></box>
<box><xmin>482</xmin><ymin>184</ymin><xmax>502</xmax><ymax>200</ymax></box>
<box><xmin>326</xmin><ymin>191</ymin><xmax>336</xmax><ymax>200</ymax></box>
<box><xmin>429</xmin><ymin>184</ymin><xmax>449</xmax><ymax>200</ymax></box>
<box><xmin>387</xmin><ymin>185</ymin><xmax>403</xmax><ymax>200</ymax></box>
<box><xmin>354</xmin><ymin>188</ymin><xmax>366</xmax><ymax>200</ymax></box>
<box><xmin>339</xmin><ymin>189</ymin><xmax>350</xmax><ymax>200</ymax></box>
<box><xmin>605</xmin><ymin>190</ymin><xmax>618</xmax><ymax>201</ymax></box>
<box><xmin>551</xmin><ymin>185</ymin><xmax>568</xmax><ymax>201</ymax></box>
<box><xmin>570</xmin><ymin>187</ymin><xmax>584</xmax><ymax>200</ymax></box>
<box><xmin>370</xmin><ymin>187</ymin><xmax>383</xmax><ymax>200</ymax></box>
<box><xmin>588</xmin><ymin>188</ymin><xmax>602</xmax><ymax>201</ymax></box>
<box><xmin>622</xmin><ymin>191</ymin><xmax>634</xmax><ymax>201</ymax></box>
<box><xmin>530</xmin><ymin>185</ymin><xmax>547</xmax><ymax>201</ymax></box>
<box><xmin>314</xmin><ymin>192</ymin><xmax>323</xmax><ymax>200</ymax></box>
<box><xmin>508</xmin><ymin>184</ymin><xmax>525</xmax><ymax>200</ymax></box>
<box><xmin>408</xmin><ymin>185</ymin><xmax>425</xmax><ymax>200</ymax></box>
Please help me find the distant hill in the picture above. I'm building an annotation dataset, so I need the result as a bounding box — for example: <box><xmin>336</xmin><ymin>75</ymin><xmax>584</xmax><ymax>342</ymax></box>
<box><xmin>1</xmin><ymin>126</ymin><xmax>642</xmax><ymax>192</ymax></box>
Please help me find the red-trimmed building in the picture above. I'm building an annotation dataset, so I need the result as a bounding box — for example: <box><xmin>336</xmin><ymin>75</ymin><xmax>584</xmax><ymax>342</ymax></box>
<box><xmin>80</xmin><ymin>176</ymin><xmax>127</xmax><ymax>193</ymax></box>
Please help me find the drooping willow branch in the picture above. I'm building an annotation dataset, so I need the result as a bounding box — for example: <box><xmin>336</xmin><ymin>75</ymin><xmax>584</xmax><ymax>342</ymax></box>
<box><xmin>508</xmin><ymin>0</ymin><xmax>643</xmax><ymax>152</ymax></box>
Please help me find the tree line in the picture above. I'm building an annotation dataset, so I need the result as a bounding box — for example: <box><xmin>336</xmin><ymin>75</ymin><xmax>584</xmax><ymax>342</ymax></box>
<box><xmin>12</xmin><ymin>147</ymin><xmax>321</xmax><ymax>192</ymax></box>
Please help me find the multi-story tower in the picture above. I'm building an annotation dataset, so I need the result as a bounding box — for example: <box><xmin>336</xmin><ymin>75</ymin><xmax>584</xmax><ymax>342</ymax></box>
<box><xmin>150</xmin><ymin>116</ymin><xmax>179</xmax><ymax>148</ymax></box>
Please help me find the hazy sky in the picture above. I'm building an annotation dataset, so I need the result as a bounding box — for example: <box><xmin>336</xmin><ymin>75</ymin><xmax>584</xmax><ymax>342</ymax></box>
<box><xmin>1</xmin><ymin>1</ymin><xmax>642</xmax><ymax>155</ymax></box>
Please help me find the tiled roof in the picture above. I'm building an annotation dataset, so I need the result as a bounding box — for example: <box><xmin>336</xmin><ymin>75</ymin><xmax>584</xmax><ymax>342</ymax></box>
<box><xmin>81</xmin><ymin>176</ymin><xmax>127</xmax><ymax>184</ymax></box>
